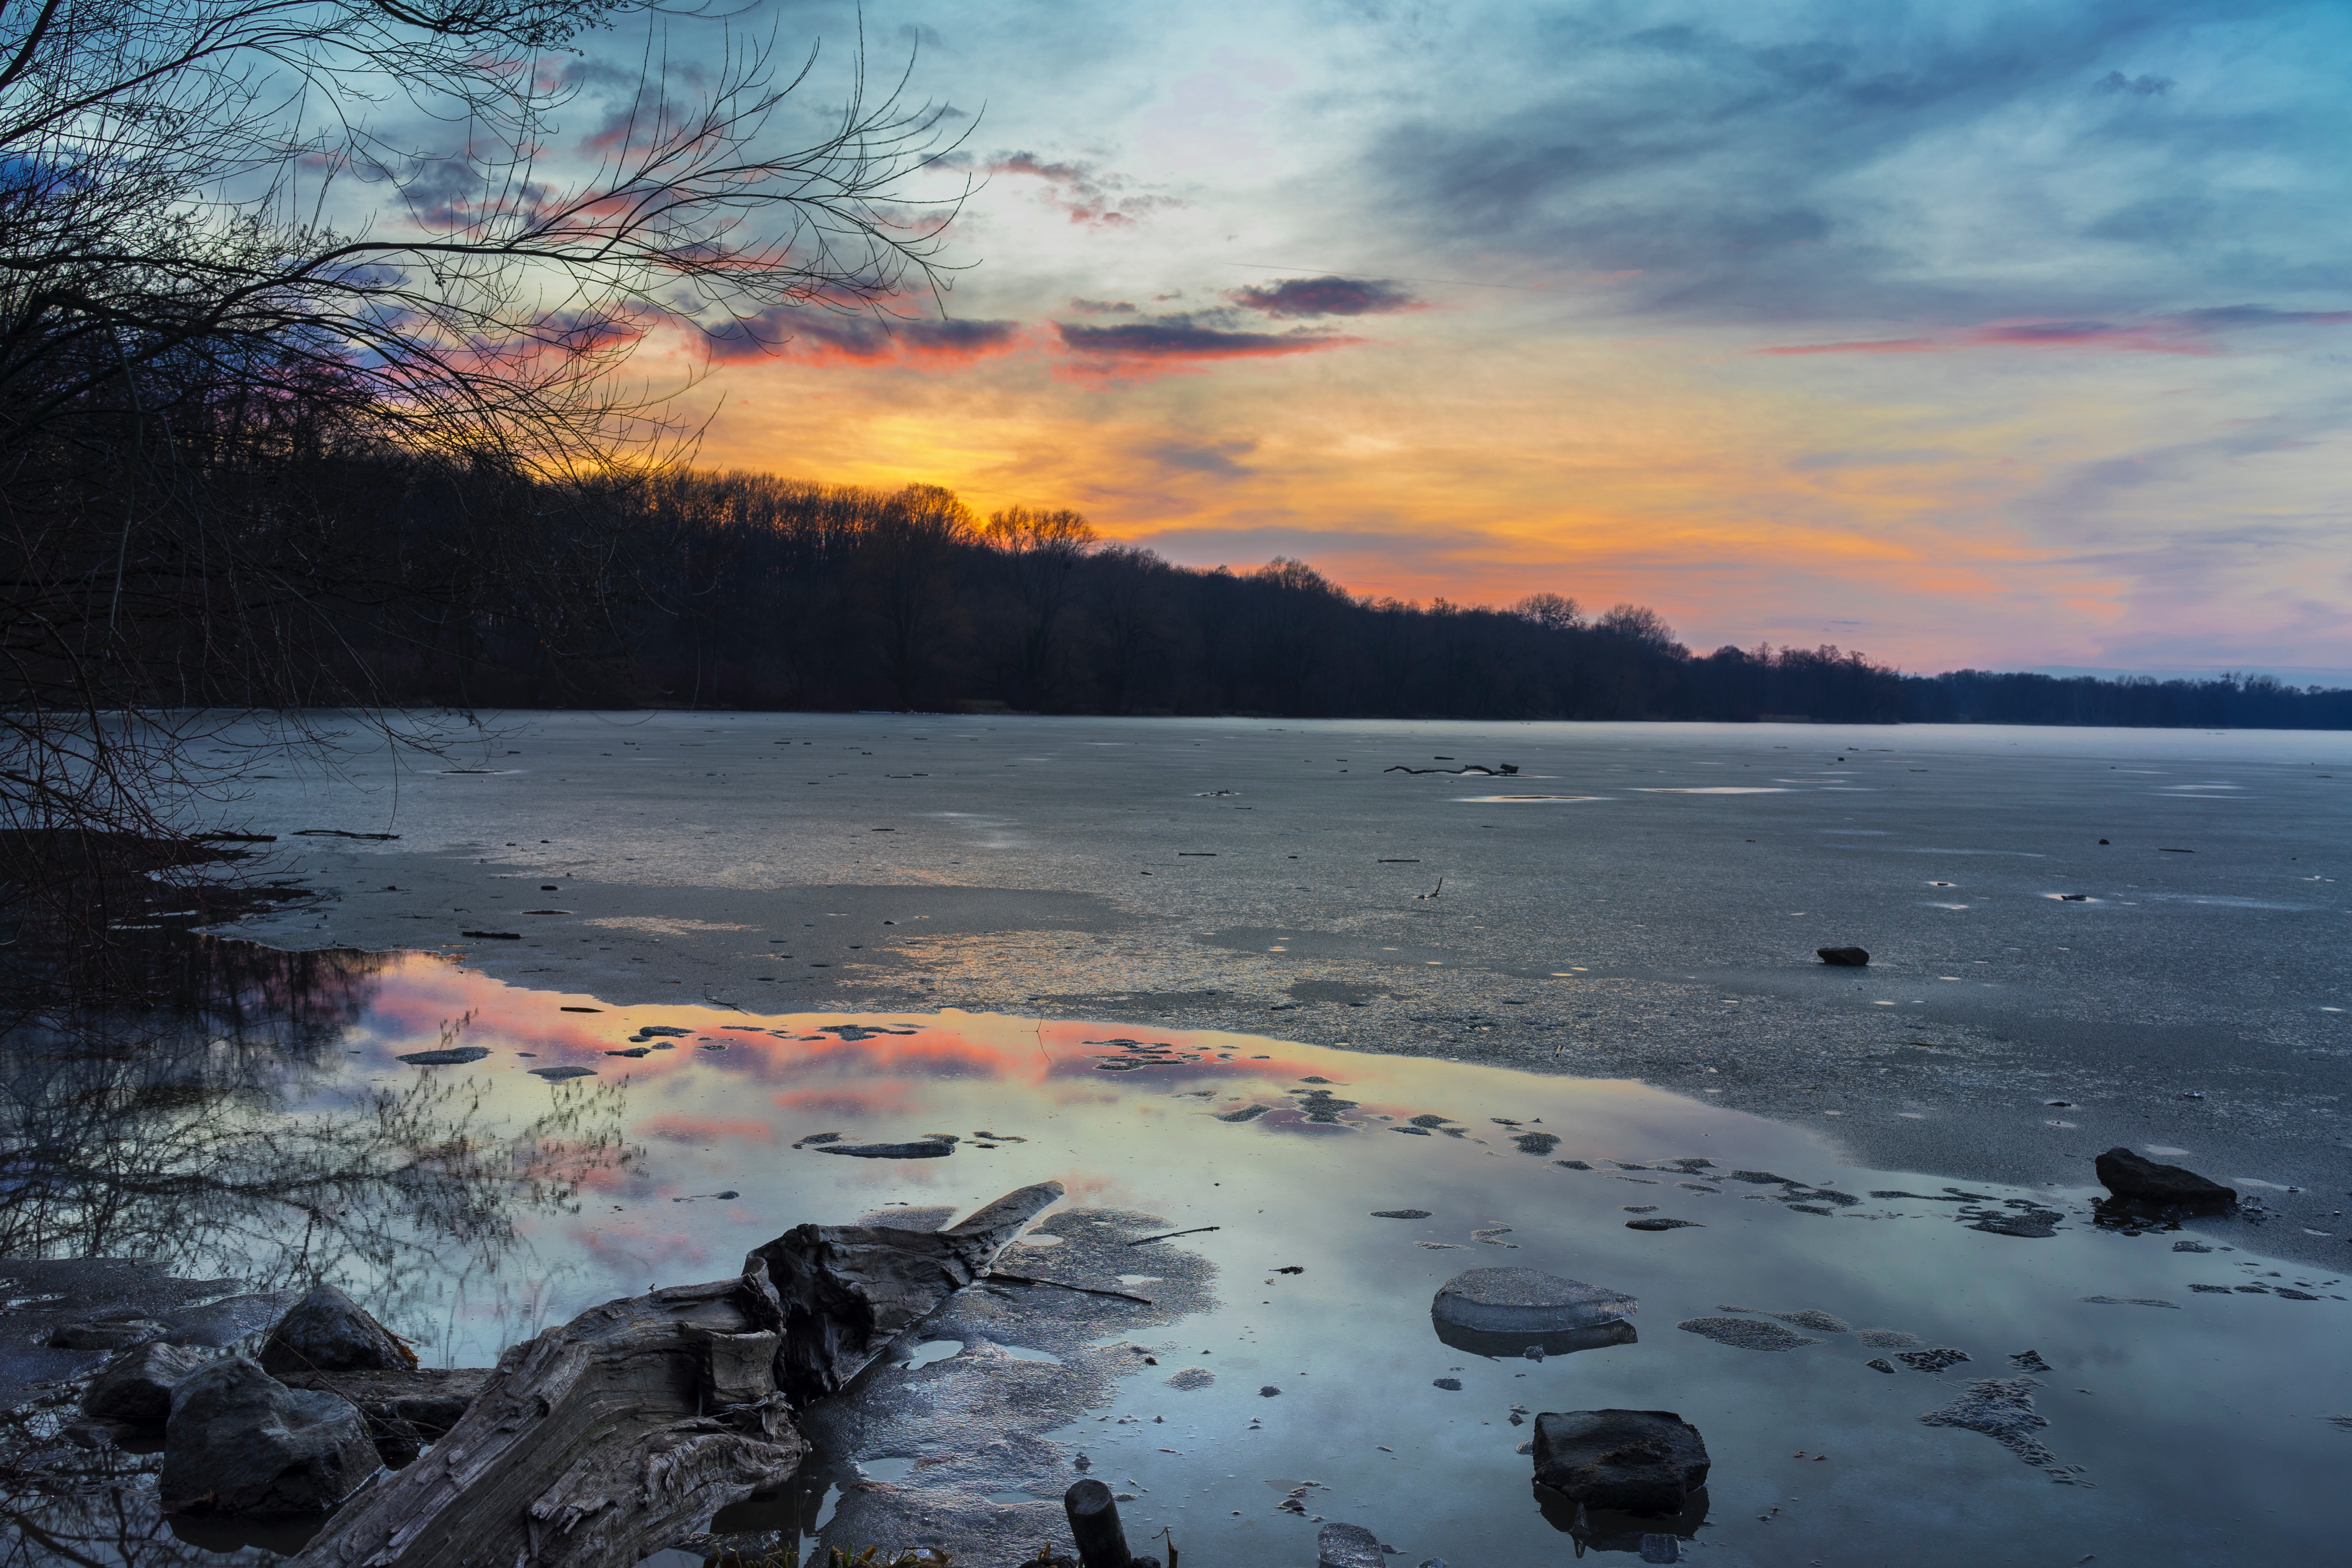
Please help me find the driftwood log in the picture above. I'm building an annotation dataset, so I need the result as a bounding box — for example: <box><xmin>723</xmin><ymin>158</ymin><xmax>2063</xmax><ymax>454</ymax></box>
<box><xmin>290</xmin><ymin>1181</ymin><xmax>1065</xmax><ymax>1568</ymax></box>
<box><xmin>749</xmin><ymin>1179</ymin><xmax>1067</xmax><ymax>1403</ymax></box>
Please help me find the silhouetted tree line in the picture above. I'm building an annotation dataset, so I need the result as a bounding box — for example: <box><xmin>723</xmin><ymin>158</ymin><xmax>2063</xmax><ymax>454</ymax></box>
<box><xmin>272</xmin><ymin>467</ymin><xmax>2328</xmax><ymax>729</ymax></box>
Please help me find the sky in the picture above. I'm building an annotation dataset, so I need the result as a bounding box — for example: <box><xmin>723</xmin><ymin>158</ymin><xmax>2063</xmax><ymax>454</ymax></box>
<box><xmin>589</xmin><ymin>0</ymin><xmax>2352</xmax><ymax>675</ymax></box>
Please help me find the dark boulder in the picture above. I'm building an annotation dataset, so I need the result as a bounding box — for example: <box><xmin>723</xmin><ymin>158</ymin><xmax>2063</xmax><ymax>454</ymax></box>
<box><xmin>82</xmin><ymin>1341</ymin><xmax>212</xmax><ymax>1426</ymax></box>
<box><xmin>1816</xmin><ymin>947</ymin><xmax>1869</xmax><ymax>967</ymax></box>
<box><xmin>2093</xmin><ymin>1147</ymin><xmax>2236</xmax><ymax>1211</ymax></box>
<box><xmin>1533</xmin><ymin>1408</ymin><xmax>1710</xmax><ymax>1517</ymax></box>
<box><xmin>160</xmin><ymin>1354</ymin><xmax>380</xmax><ymax>1514</ymax></box>
<box><xmin>258</xmin><ymin>1284</ymin><xmax>416</xmax><ymax>1376</ymax></box>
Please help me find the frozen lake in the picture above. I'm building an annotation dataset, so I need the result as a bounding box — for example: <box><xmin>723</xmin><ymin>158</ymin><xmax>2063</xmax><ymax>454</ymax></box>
<box><xmin>213</xmin><ymin>712</ymin><xmax>2352</xmax><ymax>1267</ymax></box>
<box><xmin>8</xmin><ymin>712</ymin><xmax>2346</xmax><ymax>1566</ymax></box>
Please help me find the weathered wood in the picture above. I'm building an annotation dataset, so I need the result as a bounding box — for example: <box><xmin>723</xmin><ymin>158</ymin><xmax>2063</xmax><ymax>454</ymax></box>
<box><xmin>747</xmin><ymin>1180</ymin><xmax>1066</xmax><ymax>1403</ymax></box>
<box><xmin>288</xmin><ymin>1185</ymin><xmax>1061</xmax><ymax>1567</ymax></box>
<box><xmin>288</xmin><ymin>1273</ymin><xmax>803</xmax><ymax>1568</ymax></box>
<box><xmin>1065</xmin><ymin>1478</ymin><xmax>1133</xmax><ymax>1568</ymax></box>
<box><xmin>273</xmin><ymin>1368</ymin><xmax>493</xmax><ymax>1466</ymax></box>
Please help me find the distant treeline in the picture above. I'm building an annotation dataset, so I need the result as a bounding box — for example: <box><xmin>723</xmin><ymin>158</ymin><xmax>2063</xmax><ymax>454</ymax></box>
<box><xmin>339</xmin><ymin>468</ymin><xmax>2347</xmax><ymax>728</ymax></box>
<box><xmin>1899</xmin><ymin>669</ymin><xmax>2352</xmax><ymax>729</ymax></box>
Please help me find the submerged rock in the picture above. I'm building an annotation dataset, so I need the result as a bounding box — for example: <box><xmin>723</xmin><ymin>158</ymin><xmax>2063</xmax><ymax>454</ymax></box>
<box><xmin>1677</xmin><ymin>1317</ymin><xmax>1819</xmax><ymax>1352</ymax></box>
<box><xmin>2094</xmin><ymin>1147</ymin><xmax>2236</xmax><ymax>1210</ymax></box>
<box><xmin>527</xmin><ymin>1064</ymin><xmax>595</xmax><ymax>1080</ymax></box>
<box><xmin>160</xmin><ymin>1354</ymin><xmax>381</xmax><ymax>1514</ymax></box>
<box><xmin>816</xmin><ymin>1136</ymin><xmax>958</xmax><ymax>1159</ymax></box>
<box><xmin>48</xmin><ymin>1318</ymin><xmax>170</xmax><ymax>1351</ymax></box>
<box><xmin>1816</xmin><ymin>946</ymin><xmax>1870</xmax><ymax>967</ymax></box>
<box><xmin>1918</xmin><ymin>1376</ymin><xmax>2054</xmax><ymax>1466</ymax></box>
<box><xmin>1319</xmin><ymin>1521</ymin><xmax>1387</xmax><ymax>1568</ymax></box>
<box><xmin>82</xmin><ymin>1342</ymin><xmax>212</xmax><ymax>1425</ymax></box>
<box><xmin>1532</xmin><ymin>1408</ymin><xmax>1711</xmax><ymax>1516</ymax></box>
<box><xmin>258</xmin><ymin>1284</ymin><xmax>416</xmax><ymax>1376</ymax></box>
<box><xmin>396</xmin><ymin>1046</ymin><xmax>488</xmax><ymax>1066</ymax></box>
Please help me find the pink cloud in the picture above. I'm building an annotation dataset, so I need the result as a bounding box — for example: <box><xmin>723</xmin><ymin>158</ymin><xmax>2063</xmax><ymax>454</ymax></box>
<box><xmin>1764</xmin><ymin>307</ymin><xmax>2352</xmax><ymax>357</ymax></box>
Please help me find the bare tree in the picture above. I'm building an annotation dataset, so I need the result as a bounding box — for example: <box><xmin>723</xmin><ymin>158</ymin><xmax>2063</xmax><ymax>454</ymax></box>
<box><xmin>983</xmin><ymin>503</ymin><xmax>1096</xmax><ymax>708</ymax></box>
<box><xmin>0</xmin><ymin>0</ymin><xmax>969</xmax><ymax>923</ymax></box>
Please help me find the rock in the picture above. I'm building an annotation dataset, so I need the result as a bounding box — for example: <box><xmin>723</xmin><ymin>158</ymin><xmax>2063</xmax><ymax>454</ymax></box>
<box><xmin>1532</xmin><ymin>1409</ymin><xmax>1710</xmax><ymax>1516</ymax></box>
<box><xmin>1513</xmin><ymin>1132</ymin><xmax>1561</xmax><ymax>1156</ymax></box>
<box><xmin>1816</xmin><ymin>947</ymin><xmax>1869</xmax><ymax>967</ymax></box>
<box><xmin>1864</xmin><ymin>1357</ymin><xmax>1897</xmax><ymax>1374</ymax></box>
<box><xmin>1433</xmin><ymin>1268</ymin><xmax>1638</xmax><ymax>1357</ymax></box>
<box><xmin>528</xmin><ymin>1065</ymin><xmax>596</xmax><ymax>1080</ymax></box>
<box><xmin>160</xmin><ymin>1354</ymin><xmax>381</xmax><ymax>1514</ymax></box>
<box><xmin>1371</xmin><ymin>1209</ymin><xmax>1432</xmax><ymax>1218</ymax></box>
<box><xmin>258</xmin><ymin>1284</ymin><xmax>416</xmax><ymax>1376</ymax></box>
<box><xmin>1432</xmin><ymin>1377</ymin><xmax>1463</xmax><ymax>1390</ymax></box>
<box><xmin>1259</xmin><ymin>1385</ymin><xmax>1281</xmax><ymax>1396</ymax></box>
<box><xmin>2094</xmin><ymin>1147</ymin><xmax>2236</xmax><ymax>1210</ymax></box>
<box><xmin>82</xmin><ymin>1341</ymin><xmax>211</xmax><ymax>1425</ymax></box>
<box><xmin>1318</xmin><ymin>1521</ymin><xmax>1386</xmax><ymax>1568</ymax></box>
<box><xmin>1855</xmin><ymin>1329</ymin><xmax>1920</xmax><ymax>1348</ymax></box>
<box><xmin>48</xmin><ymin>1317</ymin><xmax>171</xmax><ymax>1351</ymax></box>
<box><xmin>1164</xmin><ymin>1367</ymin><xmax>1214</xmax><ymax>1389</ymax></box>
<box><xmin>2009</xmin><ymin>1350</ymin><xmax>2053</xmax><ymax>1373</ymax></box>
<box><xmin>1626</xmin><ymin>1218</ymin><xmax>1701</xmax><ymax>1232</ymax></box>
<box><xmin>1766</xmin><ymin>1310</ymin><xmax>1848</xmax><ymax>1333</ymax></box>
<box><xmin>816</xmin><ymin>1136</ymin><xmax>958</xmax><ymax>1159</ymax></box>
<box><xmin>396</xmin><ymin>1046</ymin><xmax>489</xmax><ymax>1065</ymax></box>
<box><xmin>1896</xmin><ymin>1348</ymin><xmax>1971</xmax><ymax>1374</ymax></box>
<box><xmin>1432</xmin><ymin>1269</ymin><xmax>1635</xmax><ymax>1333</ymax></box>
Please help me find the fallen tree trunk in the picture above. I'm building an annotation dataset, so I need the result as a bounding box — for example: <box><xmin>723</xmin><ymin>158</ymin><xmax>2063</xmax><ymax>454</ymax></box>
<box><xmin>290</xmin><ymin>1181</ymin><xmax>1066</xmax><ymax>1568</ymax></box>
<box><xmin>750</xmin><ymin>1179</ymin><xmax>1067</xmax><ymax>1404</ymax></box>
<box><xmin>289</xmin><ymin>1272</ymin><xmax>801</xmax><ymax>1568</ymax></box>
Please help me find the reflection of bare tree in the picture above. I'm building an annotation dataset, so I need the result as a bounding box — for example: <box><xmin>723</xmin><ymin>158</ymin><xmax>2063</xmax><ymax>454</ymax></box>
<box><xmin>0</xmin><ymin>936</ymin><xmax>641</xmax><ymax>1564</ymax></box>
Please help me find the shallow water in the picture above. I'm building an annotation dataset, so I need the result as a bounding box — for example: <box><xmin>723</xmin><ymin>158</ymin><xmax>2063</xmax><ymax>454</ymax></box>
<box><xmin>5</xmin><ymin>946</ymin><xmax>2349</xmax><ymax>1565</ymax></box>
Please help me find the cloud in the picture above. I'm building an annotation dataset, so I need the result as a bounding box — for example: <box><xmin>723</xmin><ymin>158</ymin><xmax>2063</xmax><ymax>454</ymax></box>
<box><xmin>702</xmin><ymin>309</ymin><xmax>1025</xmax><ymax>368</ymax></box>
<box><xmin>1067</xmin><ymin>298</ymin><xmax>1139</xmax><ymax>315</ymax></box>
<box><xmin>1054</xmin><ymin>315</ymin><xmax>1362</xmax><ymax>380</ymax></box>
<box><xmin>1360</xmin><ymin>1</ymin><xmax>2334</xmax><ymax>324</ymax></box>
<box><xmin>1761</xmin><ymin>307</ymin><xmax>2352</xmax><ymax>356</ymax></box>
<box><xmin>1227</xmin><ymin>275</ymin><xmax>1424</xmax><ymax>318</ymax></box>
<box><xmin>1141</xmin><ymin>438</ymin><xmax>1259</xmax><ymax>476</ymax></box>
<box><xmin>974</xmin><ymin>151</ymin><xmax>1183</xmax><ymax>227</ymax></box>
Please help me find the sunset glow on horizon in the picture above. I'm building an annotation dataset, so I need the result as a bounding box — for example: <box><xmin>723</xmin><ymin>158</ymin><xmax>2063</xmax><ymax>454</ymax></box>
<box><xmin>631</xmin><ymin>0</ymin><xmax>2352</xmax><ymax>677</ymax></box>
